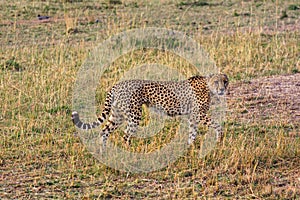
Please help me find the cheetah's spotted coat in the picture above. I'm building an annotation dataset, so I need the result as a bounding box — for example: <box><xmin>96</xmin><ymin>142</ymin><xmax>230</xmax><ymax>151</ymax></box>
<box><xmin>72</xmin><ymin>74</ymin><xmax>229</xmax><ymax>149</ymax></box>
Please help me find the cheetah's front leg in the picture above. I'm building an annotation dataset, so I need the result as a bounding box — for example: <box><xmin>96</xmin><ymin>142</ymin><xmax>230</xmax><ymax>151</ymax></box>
<box><xmin>188</xmin><ymin>119</ymin><xmax>198</xmax><ymax>145</ymax></box>
<box><xmin>188</xmin><ymin>113</ymin><xmax>224</xmax><ymax>145</ymax></box>
<box><xmin>200</xmin><ymin>114</ymin><xmax>224</xmax><ymax>143</ymax></box>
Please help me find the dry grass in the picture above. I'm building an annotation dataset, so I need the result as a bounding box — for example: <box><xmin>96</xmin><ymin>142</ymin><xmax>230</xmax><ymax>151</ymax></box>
<box><xmin>0</xmin><ymin>0</ymin><xmax>299</xmax><ymax>199</ymax></box>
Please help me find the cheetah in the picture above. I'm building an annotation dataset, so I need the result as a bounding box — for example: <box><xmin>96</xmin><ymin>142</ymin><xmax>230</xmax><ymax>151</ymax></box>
<box><xmin>72</xmin><ymin>74</ymin><xmax>229</xmax><ymax>149</ymax></box>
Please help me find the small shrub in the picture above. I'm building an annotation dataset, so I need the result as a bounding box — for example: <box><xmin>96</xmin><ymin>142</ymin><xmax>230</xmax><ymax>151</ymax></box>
<box><xmin>1</xmin><ymin>57</ymin><xmax>22</xmax><ymax>71</ymax></box>
<box><xmin>292</xmin><ymin>68</ymin><xmax>299</xmax><ymax>74</ymax></box>
<box><xmin>177</xmin><ymin>1</ymin><xmax>209</xmax><ymax>7</ymax></box>
<box><xmin>287</xmin><ymin>4</ymin><xmax>299</xmax><ymax>10</ymax></box>
<box><xmin>108</xmin><ymin>0</ymin><xmax>122</xmax><ymax>5</ymax></box>
<box><xmin>280</xmin><ymin>10</ymin><xmax>288</xmax><ymax>19</ymax></box>
<box><xmin>233</xmin><ymin>10</ymin><xmax>239</xmax><ymax>17</ymax></box>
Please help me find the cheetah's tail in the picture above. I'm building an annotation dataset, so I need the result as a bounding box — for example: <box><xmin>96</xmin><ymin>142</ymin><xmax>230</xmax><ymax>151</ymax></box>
<box><xmin>72</xmin><ymin>90</ymin><xmax>114</xmax><ymax>130</ymax></box>
<box><xmin>72</xmin><ymin>111</ymin><xmax>109</xmax><ymax>130</ymax></box>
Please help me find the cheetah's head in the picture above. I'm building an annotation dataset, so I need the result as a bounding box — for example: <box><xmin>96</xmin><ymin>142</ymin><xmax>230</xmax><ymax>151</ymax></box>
<box><xmin>207</xmin><ymin>74</ymin><xmax>229</xmax><ymax>95</ymax></box>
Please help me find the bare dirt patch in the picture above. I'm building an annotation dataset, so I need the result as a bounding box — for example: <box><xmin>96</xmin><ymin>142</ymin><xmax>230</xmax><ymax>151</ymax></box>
<box><xmin>227</xmin><ymin>73</ymin><xmax>300</xmax><ymax>129</ymax></box>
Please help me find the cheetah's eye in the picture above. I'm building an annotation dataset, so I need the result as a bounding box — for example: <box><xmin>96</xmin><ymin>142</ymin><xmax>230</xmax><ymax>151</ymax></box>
<box><xmin>214</xmin><ymin>81</ymin><xmax>219</xmax><ymax>85</ymax></box>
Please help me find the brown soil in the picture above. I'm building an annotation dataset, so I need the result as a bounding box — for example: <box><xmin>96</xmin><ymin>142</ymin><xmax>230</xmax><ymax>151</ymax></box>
<box><xmin>227</xmin><ymin>73</ymin><xmax>300</xmax><ymax>130</ymax></box>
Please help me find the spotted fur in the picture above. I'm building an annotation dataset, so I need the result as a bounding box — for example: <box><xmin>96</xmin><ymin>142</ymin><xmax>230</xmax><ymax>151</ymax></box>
<box><xmin>72</xmin><ymin>74</ymin><xmax>229</xmax><ymax>149</ymax></box>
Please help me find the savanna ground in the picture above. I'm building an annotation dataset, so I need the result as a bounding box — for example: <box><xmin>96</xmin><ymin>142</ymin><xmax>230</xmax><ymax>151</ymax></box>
<box><xmin>0</xmin><ymin>0</ymin><xmax>299</xmax><ymax>199</ymax></box>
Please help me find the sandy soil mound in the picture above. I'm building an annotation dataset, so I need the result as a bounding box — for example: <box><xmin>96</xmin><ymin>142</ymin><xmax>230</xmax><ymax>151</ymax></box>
<box><xmin>227</xmin><ymin>73</ymin><xmax>300</xmax><ymax>128</ymax></box>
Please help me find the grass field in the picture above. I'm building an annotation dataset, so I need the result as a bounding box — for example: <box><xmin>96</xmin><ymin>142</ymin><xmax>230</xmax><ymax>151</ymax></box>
<box><xmin>0</xmin><ymin>0</ymin><xmax>299</xmax><ymax>199</ymax></box>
